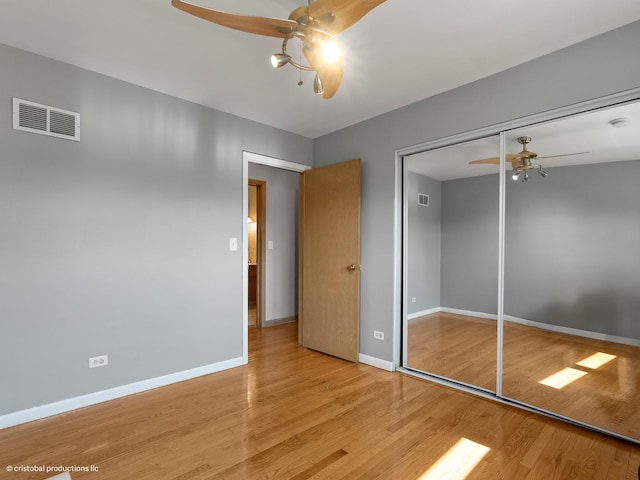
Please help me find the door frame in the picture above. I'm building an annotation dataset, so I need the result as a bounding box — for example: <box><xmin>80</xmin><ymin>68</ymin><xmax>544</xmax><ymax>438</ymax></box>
<box><xmin>242</xmin><ymin>151</ymin><xmax>311</xmax><ymax>363</ymax></box>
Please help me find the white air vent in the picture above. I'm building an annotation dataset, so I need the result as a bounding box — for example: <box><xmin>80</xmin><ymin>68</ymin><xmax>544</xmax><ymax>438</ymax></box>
<box><xmin>13</xmin><ymin>98</ymin><xmax>80</xmax><ymax>141</ymax></box>
<box><xmin>418</xmin><ymin>193</ymin><xmax>429</xmax><ymax>207</ymax></box>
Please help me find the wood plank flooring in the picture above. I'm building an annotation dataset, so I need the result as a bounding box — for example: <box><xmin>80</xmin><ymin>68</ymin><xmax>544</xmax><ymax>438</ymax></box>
<box><xmin>1</xmin><ymin>322</ymin><xmax>638</xmax><ymax>479</ymax></box>
<box><xmin>407</xmin><ymin>312</ymin><xmax>640</xmax><ymax>441</ymax></box>
<box><xmin>407</xmin><ymin>312</ymin><xmax>497</xmax><ymax>390</ymax></box>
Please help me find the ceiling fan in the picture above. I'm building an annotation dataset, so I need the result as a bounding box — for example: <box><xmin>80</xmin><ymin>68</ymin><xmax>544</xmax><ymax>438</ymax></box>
<box><xmin>171</xmin><ymin>0</ymin><xmax>386</xmax><ymax>98</ymax></box>
<box><xmin>469</xmin><ymin>136</ymin><xmax>589</xmax><ymax>181</ymax></box>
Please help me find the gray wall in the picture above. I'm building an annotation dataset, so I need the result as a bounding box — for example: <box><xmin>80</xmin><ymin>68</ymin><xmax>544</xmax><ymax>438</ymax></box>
<box><xmin>441</xmin><ymin>174</ymin><xmax>499</xmax><ymax>314</ymax></box>
<box><xmin>313</xmin><ymin>21</ymin><xmax>640</xmax><ymax>362</ymax></box>
<box><xmin>504</xmin><ymin>160</ymin><xmax>640</xmax><ymax>339</ymax></box>
<box><xmin>406</xmin><ymin>171</ymin><xmax>500</xmax><ymax>317</ymax></box>
<box><xmin>0</xmin><ymin>43</ymin><xmax>312</xmax><ymax>415</ymax></box>
<box><xmin>406</xmin><ymin>172</ymin><xmax>441</xmax><ymax>314</ymax></box>
<box><xmin>248</xmin><ymin>164</ymin><xmax>299</xmax><ymax>322</ymax></box>
<box><xmin>436</xmin><ymin>160</ymin><xmax>640</xmax><ymax>339</ymax></box>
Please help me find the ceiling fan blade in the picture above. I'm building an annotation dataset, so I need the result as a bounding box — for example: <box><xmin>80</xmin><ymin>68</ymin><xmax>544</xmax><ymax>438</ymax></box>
<box><xmin>468</xmin><ymin>153</ymin><xmax>526</xmax><ymax>165</ymax></box>
<box><xmin>308</xmin><ymin>0</ymin><xmax>386</xmax><ymax>34</ymax></box>
<box><xmin>303</xmin><ymin>43</ymin><xmax>344</xmax><ymax>99</ymax></box>
<box><xmin>319</xmin><ymin>59</ymin><xmax>344</xmax><ymax>99</ymax></box>
<box><xmin>469</xmin><ymin>157</ymin><xmax>499</xmax><ymax>165</ymax></box>
<box><xmin>171</xmin><ymin>0</ymin><xmax>297</xmax><ymax>38</ymax></box>
<box><xmin>288</xmin><ymin>5</ymin><xmax>309</xmax><ymax>21</ymax></box>
<box><xmin>536</xmin><ymin>151</ymin><xmax>589</xmax><ymax>160</ymax></box>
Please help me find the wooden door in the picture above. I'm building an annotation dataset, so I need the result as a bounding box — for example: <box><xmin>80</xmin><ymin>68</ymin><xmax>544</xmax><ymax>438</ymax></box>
<box><xmin>299</xmin><ymin>158</ymin><xmax>361</xmax><ymax>362</ymax></box>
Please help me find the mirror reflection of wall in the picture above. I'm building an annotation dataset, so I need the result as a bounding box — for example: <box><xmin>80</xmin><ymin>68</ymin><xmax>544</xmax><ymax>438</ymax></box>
<box><xmin>405</xmin><ymin>136</ymin><xmax>500</xmax><ymax>392</ymax></box>
<box><xmin>502</xmin><ymin>102</ymin><xmax>640</xmax><ymax>440</ymax></box>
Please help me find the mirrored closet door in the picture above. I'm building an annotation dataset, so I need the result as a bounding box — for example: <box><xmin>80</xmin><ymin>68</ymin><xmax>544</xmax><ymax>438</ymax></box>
<box><xmin>501</xmin><ymin>102</ymin><xmax>640</xmax><ymax>440</ymax></box>
<box><xmin>402</xmin><ymin>99</ymin><xmax>640</xmax><ymax>442</ymax></box>
<box><xmin>404</xmin><ymin>136</ymin><xmax>500</xmax><ymax>392</ymax></box>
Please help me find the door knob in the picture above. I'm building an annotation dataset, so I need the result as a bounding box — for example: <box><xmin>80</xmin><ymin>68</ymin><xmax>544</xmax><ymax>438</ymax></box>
<box><xmin>347</xmin><ymin>264</ymin><xmax>357</xmax><ymax>272</ymax></box>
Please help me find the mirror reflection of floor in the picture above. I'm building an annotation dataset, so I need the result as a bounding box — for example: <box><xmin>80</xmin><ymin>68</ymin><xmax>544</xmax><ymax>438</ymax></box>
<box><xmin>406</xmin><ymin>312</ymin><xmax>640</xmax><ymax>440</ymax></box>
<box><xmin>407</xmin><ymin>312</ymin><xmax>497</xmax><ymax>390</ymax></box>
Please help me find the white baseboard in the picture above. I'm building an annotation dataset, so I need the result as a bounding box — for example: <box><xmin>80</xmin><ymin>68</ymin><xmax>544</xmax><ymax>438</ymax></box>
<box><xmin>407</xmin><ymin>307</ymin><xmax>441</xmax><ymax>320</ymax></box>
<box><xmin>440</xmin><ymin>307</ymin><xmax>498</xmax><ymax>321</ymax></box>
<box><xmin>408</xmin><ymin>306</ymin><xmax>497</xmax><ymax>321</ymax></box>
<box><xmin>359</xmin><ymin>354</ymin><xmax>395</xmax><ymax>372</ymax></box>
<box><xmin>407</xmin><ymin>305</ymin><xmax>639</xmax><ymax>348</ymax></box>
<box><xmin>265</xmin><ymin>315</ymin><xmax>297</xmax><ymax>326</ymax></box>
<box><xmin>0</xmin><ymin>356</ymin><xmax>245</xmax><ymax>430</ymax></box>
<box><xmin>504</xmin><ymin>315</ymin><xmax>640</xmax><ymax>347</ymax></box>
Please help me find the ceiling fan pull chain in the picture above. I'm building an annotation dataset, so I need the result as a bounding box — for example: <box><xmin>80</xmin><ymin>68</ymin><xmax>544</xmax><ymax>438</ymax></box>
<box><xmin>298</xmin><ymin>39</ymin><xmax>304</xmax><ymax>86</ymax></box>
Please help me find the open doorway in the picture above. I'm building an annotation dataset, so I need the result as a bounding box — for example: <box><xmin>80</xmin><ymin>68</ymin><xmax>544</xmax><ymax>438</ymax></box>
<box><xmin>248</xmin><ymin>179</ymin><xmax>266</xmax><ymax>327</ymax></box>
<box><xmin>247</xmin><ymin>165</ymin><xmax>299</xmax><ymax>327</ymax></box>
<box><xmin>242</xmin><ymin>152</ymin><xmax>311</xmax><ymax>363</ymax></box>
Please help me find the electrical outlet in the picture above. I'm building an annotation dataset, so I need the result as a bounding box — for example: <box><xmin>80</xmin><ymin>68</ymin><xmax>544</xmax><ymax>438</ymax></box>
<box><xmin>89</xmin><ymin>355</ymin><xmax>108</xmax><ymax>368</ymax></box>
<box><xmin>373</xmin><ymin>330</ymin><xmax>384</xmax><ymax>340</ymax></box>
<box><xmin>411</xmin><ymin>297</ymin><xmax>417</xmax><ymax>303</ymax></box>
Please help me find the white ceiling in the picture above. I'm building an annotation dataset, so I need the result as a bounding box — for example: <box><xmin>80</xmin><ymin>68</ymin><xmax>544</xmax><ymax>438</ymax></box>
<box><xmin>408</xmin><ymin>101</ymin><xmax>640</xmax><ymax>181</ymax></box>
<box><xmin>1</xmin><ymin>0</ymin><xmax>640</xmax><ymax>139</ymax></box>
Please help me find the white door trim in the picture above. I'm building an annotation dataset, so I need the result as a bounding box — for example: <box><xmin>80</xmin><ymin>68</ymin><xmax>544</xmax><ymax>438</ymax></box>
<box><xmin>241</xmin><ymin>151</ymin><xmax>311</xmax><ymax>363</ymax></box>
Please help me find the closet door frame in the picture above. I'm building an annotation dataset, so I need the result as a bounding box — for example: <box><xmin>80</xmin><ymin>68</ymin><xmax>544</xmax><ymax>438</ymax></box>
<box><xmin>395</xmin><ymin>86</ymin><xmax>640</xmax><ymax>445</ymax></box>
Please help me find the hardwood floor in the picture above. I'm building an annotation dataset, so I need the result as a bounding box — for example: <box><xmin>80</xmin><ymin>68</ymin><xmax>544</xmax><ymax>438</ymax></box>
<box><xmin>407</xmin><ymin>312</ymin><xmax>640</xmax><ymax>441</ymax></box>
<box><xmin>407</xmin><ymin>312</ymin><xmax>497</xmax><ymax>390</ymax></box>
<box><xmin>1</xmin><ymin>322</ymin><xmax>639</xmax><ymax>479</ymax></box>
<box><xmin>248</xmin><ymin>303</ymin><xmax>256</xmax><ymax>327</ymax></box>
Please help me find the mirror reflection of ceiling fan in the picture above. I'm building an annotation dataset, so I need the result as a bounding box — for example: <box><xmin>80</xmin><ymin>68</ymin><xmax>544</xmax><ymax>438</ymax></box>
<box><xmin>469</xmin><ymin>136</ymin><xmax>589</xmax><ymax>181</ymax></box>
<box><xmin>171</xmin><ymin>0</ymin><xmax>386</xmax><ymax>99</ymax></box>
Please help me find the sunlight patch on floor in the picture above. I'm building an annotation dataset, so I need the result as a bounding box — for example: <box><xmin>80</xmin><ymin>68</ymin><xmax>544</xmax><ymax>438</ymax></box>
<box><xmin>418</xmin><ymin>437</ymin><xmax>490</xmax><ymax>480</ymax></box>
<box><xmin>539</xmin><ymin>352</ymin><xmax>617</xmax><ymax>389</ymax></box>
<box><xmin>539</xmin><ymin>367</ymin><xmax>588</xmax><ymax>389</ymax></box>
<box><xmin>576</xmin><ymin>352</ymin><xmax>616</xmax><ymax>370</ymax></box>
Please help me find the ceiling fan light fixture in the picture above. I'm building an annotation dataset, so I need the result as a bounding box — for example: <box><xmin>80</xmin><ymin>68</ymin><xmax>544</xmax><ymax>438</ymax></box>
<box><xmin>522</xmin><ymin>171</ymin><xmax>529</xmax><ymax>182</ymax></box>
<box><xmin>171</xmin><ymin>0</ymin><xmax>387</xmax><ymax>98</ymax></box>
<box><xmin>538</xmin><ymin>169</ymin><xmax>549</xmax><ymax>178</ymax></box>
<box><xmin>270</xmin><ymin>53</ymin><xmax>291</xmax><ymax>68</ymax></box>
<box><xmin>320</xmin><ymin>38</ymin><xmax>341</xmax><ymax>64</ymax></box>
<box><xmin>313</xmin><ymin>73</ymin><xmax>324</xmax><ymax>95</ymax></box>
<box><xmin>511</xmin><ymin>171</ymin><xmax>521</xmax><ymax>181</ymax></box>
